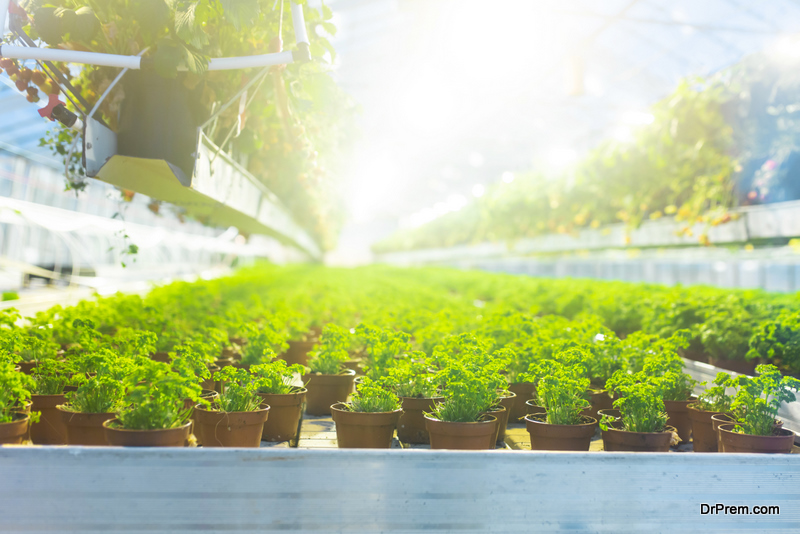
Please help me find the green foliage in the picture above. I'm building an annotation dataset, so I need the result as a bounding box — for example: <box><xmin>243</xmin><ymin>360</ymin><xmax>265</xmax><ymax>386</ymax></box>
<box><xmin>747</xmin><ymin>310</ymin><xmax>800</xmax><ymax>374</ymax></box>
<box><xmin>374</xmin><ymin>78</ymin><xmax>737</xmax><ymax>253</ymax></box>
<box><xmin>307</xmin><ymin>324</ymin><xmax>350</xmax><ymax>375</ymax></box>
<box><xmin>0</xmin><ymin>362</ymin><xmax>36</xmax><ymax>423</ymax></box>
<box><xmin>65</xmin><ymin>375</ymin><xmax>123</xmax><ymax>414</ymax></box>
<box><xmin>252</xmin><ymin>360</ymin><xmax>306</xmax><ymax>395</ymax></box>
<box><xmin>31</xmin><ymin>358</ymin><xmax>74</xmax><ymax>395</ymax></box>
<box><xmin>212</xmin><ymin>366</ymin><xmax>264</xmax><ymax>413</ymax></box>
<box><xmin>535</xmin><ymin>363</ymin><xmax>590</xmax><ymax>425</ymax></box>
<box><xmin>385</xmin><ymin>354</ymin><xmax>440</xmax><ymax>398</ymax></box>
<box><xmin>730</xmin><ymin>364</ymin><xmax>800</xmax><ymax>436</ymax></box>
<box><xmin>355</xmin><ymin>323</ymin><xmax>411</xmax><ymax>380</ymax></box>
<box><xmin>240</xmin><ymin>322</ymin><xmax>287</xmax><ymax>366</ymax></box>
<box><xmin>116</xmin><ymin>359</ymin><xmax>201</xmax><ymax>430</ymax></box>
<box><xmin>604</xmin><ymin>383</ymin><xmax>669</xmax><ymax>433</ymax></box>
<box><xmin>695</xmin><ymin>372</ymin><xmax>734</xmax><ymax>412</ymax></box>
<box><xmin>343</xmin><ymin>377</ymin><xmax>401</xmax><ymax>413</ymax></box>
<box><xmin>2</xmin><ymin>292</ymin><xmax>19</xmax><ymax>302</ymax></box>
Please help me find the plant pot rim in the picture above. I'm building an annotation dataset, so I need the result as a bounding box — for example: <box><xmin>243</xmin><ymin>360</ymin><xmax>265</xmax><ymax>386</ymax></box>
<box><xmin>1</xmin><ymin>412</ymin><xmax>29</xmax><ymax>424</ymax></box>
<box><xmin>257</xmin><ymin>387</ymin><xmax>308</xmax><ymax>396</ymax></box>
<box><xmin>194</xmin><ymin>404</ymin><xmax>270</xmax><ymax>415</ymax></box>
<box><xmin>399</xmin><ymin>395</ymin><xmax>445</xmax><ymax>401</ymax></box>
<box><xmin>304</xmin><ymin>369</ymin><xmax>356</xmax><ymax>377</ymax></box>
<box><xmin>524</xmin><ymin>414</ymin><xmax>597</xmax><ymax>428</ymax></box>
<box><xmin>56</xmin><ymin>404</ymin><xmax>115</xmax><ymax>416</ymax></box>
<box><xmin>330</xmin><ymin>402</ymin><xmax>403</xmax><ymax>415</ymax></box>
<box><xmin>424</xmin><ymin>414</ymin><xmax>497</xmax><ymax>425</ymax></box>
<box><xmin>687</xmin><ymin>403</ymin><xmax>728</xmax><ymax>414</ymax></box>
<box><xmin>602</xmin><ymin>425</ymin><xmax>676</xmax><ymax>436</ymax></box>
<box><xmin>102</xmin><ymin>418</ymin><xmax>192</xmax><ymax>432</ymax></box>
<box><xmin>717</xmin><ymin>423</ymin><xmax>795</xmax><ymax>439</ymax></box>
<box><xmin>31</xmin><ymin>393</ymin><xmax>67</xmax><ymax>398</ymax></box>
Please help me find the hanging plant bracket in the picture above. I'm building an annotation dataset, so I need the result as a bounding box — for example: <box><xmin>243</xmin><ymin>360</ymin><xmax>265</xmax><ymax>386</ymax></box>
<box><xmin>1</xmin><ymin>0</ymin><xmax>321</xmax><ymax>259</ymax></box>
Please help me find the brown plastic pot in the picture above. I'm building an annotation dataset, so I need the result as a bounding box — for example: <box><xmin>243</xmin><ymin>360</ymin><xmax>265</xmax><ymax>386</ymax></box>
<box><xmin>397</xmin><ymin>396</ymin><xmax>443</xmax><ymax>444</ymax></box>
<box><xmin>601</xmin><ymin>425</ymin><xmax>677</xmax><ymax>452</ymax></box>
<box><xmin>597</xmin><ymin>408</ymin><xmax>621</xmax><ymax>421</ymax></box>
<box><xmin>508</xmin><ymin>382</ymin><xmax>536</xmax><ymax>423</ymax></box>
<box><xmin>30</xmin><ymin>393</ymin><xmax>68</xmax><ymax>444</ymax></box>
<box><xmin>525</xmin><ymin>414</ymin><xmax>598</xmax><ymax>451</ymax></box>
<box><xmin>496</xmin><ymin>391</ymin><xmax>517</xmax><ymax>442</ymax></box>
<box><xmin>303</xmin><ymin>370</ymin><xmax>356</xmax><ymax>415</ymax></box>
<box><xmin>192</xmin><ymin>405</ymin><xmax>270</xmax><ymax>448</ymax></box>
<box><xmin>581</xmin><ymin>389</ymin><xmax>613</xmax><ymax>421</ymax></box>
<box><xmin>189</xmin><ymin>389</ymin><xmax>220</xmax><ymax>446</ymax></box>
<box><xmin>57</xmin><ymin>407</ymin><xmax>115</xmax><ymax>446</ymax></box>
<box><xmin>0</xmin><ymin>413</ymin><xmax>30</xmax><ymax>444</ymax></box>
<box><xmin>483</xmin><ymin>405</ymin><xmax>506</xmax><ymax>444</ymax></box>
<box><xmin>151</xmin><ymin>351</ymin><xmax>171</xmax><ymax>363</ymax></box>
<box><xmin>103</xmin><ymin>419</ymin><xmax>192</xmax><ymax>447</ymax></box>
<box><xmin>331</xmin><ymin>403</ymin><xmax>402</xmax><ymax>448</ymax></box>
<box><xmin>717</xmin><ymin>424</ymin><xmax>795</xmax><ymax>454</ymax></box>
<box><xmin>524</xmin><ymin>400</ymin><xmax>547</xmax><ymax>417</ymax></box>
<box><xmin>282</xmin><ymin>340</ymin><xmax>317</xmax><ymax>367</ymax></box>
<box><xmin>343</xmin><ymin>360</ymin><xmax>363</xmax><ymax>375</ymax></box>
<box><xmin>425</xmin><ymin>415</ymin><xmax>498</xmax><ymax>450</ymax></box>
<box><xmin>711</xmin><ymin>413</ymin><xmax>736</xmax><ymax>452</ymax></box>
<box><xmin>687</xmin><ymin>404</ymin><xmax>728</xmax><ymax>453</ymax></box>
<box><xmin>664</xmin><ymin>397</ymin><xmax>696</xmax><ymax>443</ymax></box>
<box><xmin>258</xmin><ymin>388</ymin><xmax>307</xmax><ymax>442</ymax></box>
<box><xmin>16</xmin><ymin>361</ymin><xmax>37</xmax><ymax>375</ymax></box>
<box><xmin>202</xmin><ymin>364</ymin><xmax>219</xmax><ymax>392</ymax></box>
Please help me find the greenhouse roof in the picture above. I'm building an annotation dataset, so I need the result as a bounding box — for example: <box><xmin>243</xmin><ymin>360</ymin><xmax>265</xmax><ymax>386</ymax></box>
<box><xmin>324</xmin><ymin>0</ymin><xmax>800</xmax><ymax>228</ymax></box>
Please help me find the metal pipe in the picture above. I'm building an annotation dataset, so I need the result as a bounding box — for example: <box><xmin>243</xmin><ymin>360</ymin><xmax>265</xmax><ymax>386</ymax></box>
<box><xmin>0</xmin><ymin>44</ymin><xmax>295</xmax><ymax>71</ymax></box>
<box><xmin>0</xmin><ymin>44</ymin><xmax>143</xmax><ymax>69</ymax></box>
<box><xmin>291</xmin><ymin>2</ymin><xmax>309</xmax><ymax>44</ymax></box>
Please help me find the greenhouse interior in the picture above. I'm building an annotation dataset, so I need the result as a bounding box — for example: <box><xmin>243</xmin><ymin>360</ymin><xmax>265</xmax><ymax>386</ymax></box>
<box><xmin>2</xmin><ymin>0</ymin><xmax>800</xmax><ymax>532</ymax></box>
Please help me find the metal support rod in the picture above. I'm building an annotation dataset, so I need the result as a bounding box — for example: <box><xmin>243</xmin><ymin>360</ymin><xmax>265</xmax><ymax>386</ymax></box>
<box><xmin>291</xmin><ymin>2</ymin><xmax>309</xmax><ymax>45</ymax></box>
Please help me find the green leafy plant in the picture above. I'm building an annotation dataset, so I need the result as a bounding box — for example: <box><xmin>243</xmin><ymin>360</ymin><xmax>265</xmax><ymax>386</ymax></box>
<box><xmin>64</xmin><ymin>375</ymin><xmax>123</xmax><ymax>414</ymax></box>
<box><xmin>212</xmin><ymin>366</ymin><xmax>264</xmax><ymax>413</ymax></box>
<box><xmin>307</xmin><ymin>324</ymin><xmax>350</xmax><ymax>375</ymax></box>
<box><xmin>535</xmin><ymin>363</ymin><xmax>591</xmax><ymax>425</ymax></box>
<box><xmin>730</xmin><ymin>364</ymin><xmax>800</xmax><ymax>436</ymax></box>
<box><xmin>695</xmin><ymin>372</ymin><xmax>734</xmax><ymax>412</ymax></box>
<box><xmin>0</xmin><ymin>362</ymin><xmax>36</xmax><ymax>423</ymax></box>
<box><xmin>342</xmin><ymin>377</ymin><xmax>401</xmax><ymax>413</ymax></box>
<box><xmin>747</xmin><ymin>310</ymin><xmax>800</xmax><ymax>374</ymax></box>
<box><xmin>31</xmin><ymin>358</ymin><xmax>74</xmax><ymax>395</ymax></box>
<box><xmin>115</xmin><ymin>359</ymin><xmax>202</xmax><ymax>430</ymax></box>
<box><xmin>385</xmin><ymin>354</ymin><xmax>440</xmax><ymax>398</ymax></box>
<box><xmin>252</xmin><ymin>360</ymin><xmax>306</xmax><ymax>395</ymax></box>
<box><xmin>602</xmin><ymin>382</ymin><xmax>669</xmax><ymax>433</ymax></box>
<box><xmin>355</xmin><ymin>324</ymin><xmax>411</xmax><ymax>380</ymax></box>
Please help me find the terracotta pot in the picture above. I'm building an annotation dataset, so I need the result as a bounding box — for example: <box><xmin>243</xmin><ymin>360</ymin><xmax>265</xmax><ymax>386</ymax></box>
<box><xmin>581</xmin><ymin>389</ymin><xmax>613</xmax><ymax>421</ymax></box>
<box><xmin>282</xmin><ymin>340</ymin><xmax>317</xmax><ymax>367</ymax></box>
<box><xmin>601</xmin><ymin>425</ymin><xmax>676</xmax><ymax>452</ymax></box>
<box><xmin>221</xmin><ymin>347</ymin><xmax>239</xmax><ymax>360</ymax></box>
<box><xmin>597</xmin><ymin>408</ymin><xmax>621</xmax><ymax>421</ymax></box>
<box><xmin>496</xmin><ymin>392</ymin><xmax>517</xmax><ymax>442</ymax></box>
<box><xmin>482</xmin><ymin>405</ymin><xmax>506</xmax><ymax>445</ymax></box>
<box><xmin>664</xmin><ymin>397</ymin><xmax>696</xmax><ymax>443</ymax></box>
<box><xmin>0</xmin><ymin>413</ymin><xmax>30</xmax><ymax>444</ymax></box>
<box><xmin>214</xmin><ymin>357</ymin><xmax>234</xmax><ymax>368</ymax></box>
<box><xmin>30</xmin><ymin>393</ymin><xmax>68</xmax><ymax>444</ymax></box>
<box><xmin>396</xmin><ymin>396</ymin><xmax>443</xmax><ymax>444</ymax></box>
<box><xmin>524</xmin><ymin>400</ymin><xmax>547</xmax><ymax>417</ymax></box>
<box><xmin>525</xmin><ymin>414</ymin><xmax>598</xmax><ymax>451</ymax></box>
<box><xmin>151</xmin><ymin>351</ymin><xmax>171</xmax><ymax>363</ymax></box>
<box><xmin>425</xmin><ymin>415</ymin><xmax>498</xmax><ymax>450</ymax></box>
<box><xmin>258</xmin><ymin>388</ymin><xmax>307</xmax><ymax>442</ymax></box>
<box><xmin>331</xmin><ymin>403</ymin><xmax>402</xmax><ymax>448</ymax></box>
<box><xmin>103</xmin><ymin>419</ymin><xmax>191</xmax><ymax>447</ymax></box>
<box><xmin>717</xmin><ymin>424</ymin><xmax>795</xmax><ymax>454</ymax></box>
<box><xmin>711</xmin><ymin>413</ymin><xmax>736</xmax><ymax>452</ymax></box>
<box><xmin>508</xmin><ymin>382</ymin><xmax>536</xmax><ymax>423</ymax></box>
<box><xmin>303</xmin><ymin>370</ymin><xmax>356</xmax><ymax>415</ymax></box>
<box><xmin>16</xmin><ymin>361</ymin><xmax>37</xmax><ymax>375</ymax></box>
<box><xmin>229</xmin><ymin>336</ymin><xmax>246</xmax><ymax>347</ymax></box>
<box><xmin>189</xmin><ymin>389</ymin><xmax>220</xmax><ymax>446</ymax></box>
<box><xmin>687</xmin><ymin>404</ymin><xmax>727</xmax><ymax>453</ymax></box>
<box><xmin>309</xmin><ymin>326</ymin><xmax>323</xmax><ymax>338</ymax></box>
<box><xmin>57</xmin><ymin>407</ymin><xmax>115</xmax><ymax>446</ymax></box>
<box><xmin>192</xmin><ymin>405</ymin><xmax>270</xmax><ymax>448</ymax></box>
